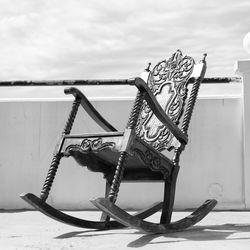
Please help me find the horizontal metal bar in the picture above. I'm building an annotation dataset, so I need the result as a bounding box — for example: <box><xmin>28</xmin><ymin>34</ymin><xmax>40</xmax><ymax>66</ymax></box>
<box><xmin>0</xmin><ymin>77</ymin><xmax>241</xmax><ymax>86</ymax></box>
<box><xmin>0</xmin><ymin>79</ymin><xmax>134</xmax><ymax>86</ymax></box>
<box><xmin>189</xmin><ymin>77</ymin><xmax>241</xmax><ymax>84</ymax></box>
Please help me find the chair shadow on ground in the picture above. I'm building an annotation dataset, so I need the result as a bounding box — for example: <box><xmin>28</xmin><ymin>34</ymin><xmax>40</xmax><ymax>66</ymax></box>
<box><xmin>55</xmin><ymin>223</ymin><xmax>250</xmax><ymax>248</ymax></box>
<box><xmin>127</xmin><ymin>223</ymin><xmax>250</xmax><ymax>247</ymax></box>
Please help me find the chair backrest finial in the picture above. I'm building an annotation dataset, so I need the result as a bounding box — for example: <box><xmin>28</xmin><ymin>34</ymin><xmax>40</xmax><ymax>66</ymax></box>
<box><xmin>202</xmin><ymin>53</ymin><xmax>207</xmax><ymax>62</ymax></box>
<box><xmin>146</xmin><ymin>62</ymin><xmax>151</xmax><ymax>72</ymax></box>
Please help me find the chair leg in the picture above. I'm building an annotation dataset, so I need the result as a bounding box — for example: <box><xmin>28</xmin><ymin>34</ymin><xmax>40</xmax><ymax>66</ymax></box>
<box><xmin>160</xmin><ymin>166</ymin><xmax>179</xmax><ymax>224</ymax></box>
<box><xmin>40</xmin><ymin>96</ymin><xmax>81</xmax><ymax>202</ymax></box>
<box><xmin>100</xmin><ymin>181</ymin><xmax>111</xmax><ymax>221</ymax></box>
<box><xmin>40</xmin><ymin>153</ymin><xmax>62</xmax><ymax>201</ymax></box>
<box><xmin>108</xmin><ymin>151</ymin><xmax>128</xmax><ymax>203</ymax></box>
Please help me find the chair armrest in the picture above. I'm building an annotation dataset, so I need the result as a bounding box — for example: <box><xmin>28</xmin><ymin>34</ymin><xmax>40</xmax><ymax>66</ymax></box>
<box><xmin>132</xmin><ymin>77</ymin><xmax>188</xmax><ymax>145</ymax></box>
<box><xmin>64</xmin><ymin>87</ymin><xmax>117</xmax><ymax>132</ymax></box>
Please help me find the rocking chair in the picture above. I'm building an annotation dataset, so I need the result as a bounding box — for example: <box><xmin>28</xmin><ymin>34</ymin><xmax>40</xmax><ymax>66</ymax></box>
<box><xmin>20</xmin><ymin>50</ymin><xmax>217</xmax><ymax>234</ymax></box>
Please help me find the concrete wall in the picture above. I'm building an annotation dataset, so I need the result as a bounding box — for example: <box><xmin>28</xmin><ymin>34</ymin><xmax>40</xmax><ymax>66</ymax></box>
<box><xmin>0</xmin><ymin>83</ymin><xmax>245</xmax><ymax>210</ymax></box>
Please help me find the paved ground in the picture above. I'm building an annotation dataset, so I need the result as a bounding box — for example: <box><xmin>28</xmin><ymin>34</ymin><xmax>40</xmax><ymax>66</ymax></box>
<box><xmin>0</xmin><ymin>210</ymin><xmax>250</xmax><ymax>250</ymax></box>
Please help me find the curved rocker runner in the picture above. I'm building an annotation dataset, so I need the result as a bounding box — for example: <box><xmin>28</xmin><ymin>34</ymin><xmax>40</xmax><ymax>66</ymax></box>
<box><xmin>20</xmin><ymin>193</ymin><xmax>163</xmax><ymax>230</ymax></box>
<box><xmin>92</xmin><ymin>198</ymin><xmax>217</xmax><ymax>234</ymax></box>
<box><xmin>20</xmin><ymin>50</ymin><xmax>217</xmax><ymax>233</ymax></box>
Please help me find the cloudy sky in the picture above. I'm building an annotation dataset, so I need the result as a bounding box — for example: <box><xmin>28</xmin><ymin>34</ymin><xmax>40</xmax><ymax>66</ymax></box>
<box><xmin>0</xmin><ymin>0</ymin><xmax>249</xmax><ymax>80</ymax></box>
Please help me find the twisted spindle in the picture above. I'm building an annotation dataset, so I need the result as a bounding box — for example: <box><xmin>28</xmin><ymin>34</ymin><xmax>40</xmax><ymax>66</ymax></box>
<box><xmin>40</xmin><ymin>97</ymin><xmax>81</xmax><ymax>202</ymax></box>
<box><xmin>181</xmin><ymin>77</ymin><xmax>201</xmax><ymax>134</ymax></box>
<box><xmin>108</xmin><ymin>89</ymin><xmax>145</xmax><ymax>202</ymax></box>
<box><xmin>181</xmin><ymin>54</ymin><xmax>206</xmax><ymax>134</ymax></box>
<box><xmin>63</xmin><ymin>97</ymin><xmax>81</xmax><ymax>134</ymax></box>
<box><xmin>108</xmin><ymin>151</ymin><xmax>128</xmax><ymax>202</ymax></box>
<box><xmin>40</xmin><ymin>154</ymin><xmax>62</xmax><ymax>201</ymax></box>
<box><xmin>126</xmin><ymin>91</ymin><xmax>145</xmax><ymax>129</ymax></box>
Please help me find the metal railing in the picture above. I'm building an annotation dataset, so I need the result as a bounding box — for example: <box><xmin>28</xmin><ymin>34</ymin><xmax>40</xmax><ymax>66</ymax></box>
<box><xmin>0</xmin><ymin>77</ymin><xmax>241</xmax><ymax>86</ymax></box>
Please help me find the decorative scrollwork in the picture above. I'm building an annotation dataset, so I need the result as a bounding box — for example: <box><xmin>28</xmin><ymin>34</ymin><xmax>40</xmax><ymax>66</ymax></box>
<box><xmin>136</xmin><ymin>50</ymin><xmax>195</xmax><ymax>151</ymax></box>
<box><xmin>65</xmin><ymin>138</ymin><xmax>116</xmax><ymax>154</ymax></box>
<box><xmin>134</xmin><ymin>148</ymin><xmax>169</xmax><ymax>178</ymax></box>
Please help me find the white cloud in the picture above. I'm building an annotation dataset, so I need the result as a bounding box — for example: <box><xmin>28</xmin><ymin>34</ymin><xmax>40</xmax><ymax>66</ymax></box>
<box><xmin>0</xmin><ymin>0</ymin><xmax>249</xmax><ymax>80</ymax></box>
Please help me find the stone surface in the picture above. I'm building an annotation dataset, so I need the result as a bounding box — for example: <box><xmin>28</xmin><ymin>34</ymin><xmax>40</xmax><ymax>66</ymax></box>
<box><xmin>0</xmin><ymin>210</ymin><xmax>250</xmax><ymax>249</ymax></box>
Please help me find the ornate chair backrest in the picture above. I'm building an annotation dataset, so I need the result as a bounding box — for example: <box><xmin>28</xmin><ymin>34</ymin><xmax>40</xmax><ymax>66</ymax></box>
<box><xmin>135</xmin><ymin>50</ymin><xmax>206</xmax><ymax>151</ymax></box>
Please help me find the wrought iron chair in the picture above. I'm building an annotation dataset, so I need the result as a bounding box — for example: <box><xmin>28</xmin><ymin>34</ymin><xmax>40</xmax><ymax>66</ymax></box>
<box><xmin>21</xmin><ymin>50</ymin><xmax>217</xmax><ymax>233</ymax></box>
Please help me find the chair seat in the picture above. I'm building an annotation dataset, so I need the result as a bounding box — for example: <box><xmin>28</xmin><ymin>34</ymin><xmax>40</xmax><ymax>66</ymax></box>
<box><xmin>60</xmin><ymin>132</ymin><xmax>174</xmax><ymax>181</ymax></box>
